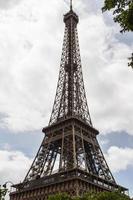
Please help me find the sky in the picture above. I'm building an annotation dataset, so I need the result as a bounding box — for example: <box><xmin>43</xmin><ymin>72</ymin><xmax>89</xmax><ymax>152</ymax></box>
<box><xmin>0</xmin><ymin>0</ymin><xmax>133</xmax><ymax>198</ymax></box>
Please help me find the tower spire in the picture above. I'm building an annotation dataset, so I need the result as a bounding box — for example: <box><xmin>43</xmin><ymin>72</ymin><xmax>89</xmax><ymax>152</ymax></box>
<box><xmin>70</xmin><ymin>0</ymin><xmax>72</xmax><ymax>10</ymax></box>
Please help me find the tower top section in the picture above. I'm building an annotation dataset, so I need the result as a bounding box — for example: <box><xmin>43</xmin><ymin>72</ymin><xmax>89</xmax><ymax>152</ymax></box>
<box><xmin>49</xmin><ymin>0</ymin><xmax>92</xmax><ymax>126</ymax></box>
<box><xmin>64</xmin><ymin>0</ymin><xmax>79</xmax><ymax>24</ymax></box>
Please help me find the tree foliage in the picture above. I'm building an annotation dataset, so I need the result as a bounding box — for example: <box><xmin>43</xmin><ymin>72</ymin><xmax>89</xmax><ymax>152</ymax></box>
<box><xmin>102</xmin><ymin>0</ymin><xmax>133</xmax><ymax>68</ymax></box>
<box><xmin>48</xmin><ymin>191</ymin><xmax>130</xmax><ymax>200</ymax></box>
<box><xmin>0</xmin><ymin>187</ymin><xmax>8</xmax><ymax>200</ymax></box>
<box><xmin>128</xmin><ymin>53</ymin><xmax>133</xmax><ymax>68</ymax></box>
<box><xmin>102</xmin><ymin>0</ymin><xmax>133</xmax><ymax>33</ymax></box>
<box><xmin>48</xmin><ymin>193</ymin><xmax>72</xmax><ymax>200</ymax></box>
<box><xmin>81</xmin><ymin>191</ymin><xmax>130</xmax><ymax>200</ymax></box>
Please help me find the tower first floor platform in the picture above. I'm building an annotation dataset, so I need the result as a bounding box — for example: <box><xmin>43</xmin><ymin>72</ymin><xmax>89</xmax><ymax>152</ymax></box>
<box><xmin>10</xmin><ymin>169</ymin><xmax>127</xmax><ymax>200</ymax></box>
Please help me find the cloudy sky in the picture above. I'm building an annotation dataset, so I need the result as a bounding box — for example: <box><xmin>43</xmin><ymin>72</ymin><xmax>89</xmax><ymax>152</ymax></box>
<box><xmin>0</xmin><ymin>0</ymin><xmax>133</xmax><ymax>198</ymax></box>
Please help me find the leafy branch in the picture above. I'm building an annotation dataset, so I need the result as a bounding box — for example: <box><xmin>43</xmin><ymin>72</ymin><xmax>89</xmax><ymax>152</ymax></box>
<box><xmin>102</xmin><ymin>0</ymin><xmax>133</xmax><ymax>68</ymax></box>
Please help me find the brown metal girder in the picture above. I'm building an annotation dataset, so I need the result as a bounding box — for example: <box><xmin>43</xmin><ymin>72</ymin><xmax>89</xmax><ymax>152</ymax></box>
<box><xmin>12</xmin><ymin>168</ymin><xmax>126</xmax><ymax>192</ymax></box>
<box><xmin>11</xmin><ymin>174</ymin><xmax>126</xmax><ymax>196</ymax></box>
<box><xmin>43</xmin><ymin>117</ymin><xmax>99</xmax><ymax>136</ymax></box>
<box><xmin>43</xmin><ymin>130</ymin><xmax>98</xmax><ymax>148</ymax></box>
<box><xmin>11</xmin><ymin>180</ymin><xmax>111</xmax><ymax>197</ymax></box>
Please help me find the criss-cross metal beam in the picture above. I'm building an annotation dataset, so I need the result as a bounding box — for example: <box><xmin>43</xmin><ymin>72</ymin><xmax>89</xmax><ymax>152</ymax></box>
<box><xmin>24</xmin><ymin>9</ymin><xmax>115</xmax><ymax>184</ymax></box>
<box><xmin>49</xmin><ymin>8</ymin><xmax>92</xmax><ymax>126</ymax></box>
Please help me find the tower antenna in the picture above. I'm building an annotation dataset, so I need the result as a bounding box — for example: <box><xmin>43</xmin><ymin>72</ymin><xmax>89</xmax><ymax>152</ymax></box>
<box><xmin>70</xmin><ymin>0</ymin><xmax>72</xmax><ymax>10</ymax></box>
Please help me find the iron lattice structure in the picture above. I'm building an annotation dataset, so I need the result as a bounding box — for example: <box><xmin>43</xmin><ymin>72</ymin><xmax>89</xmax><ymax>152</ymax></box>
<box><xmin>10</xmin><ymin>4</ymin><xmax>127</xmax><ymax>200</ymax></box>
<box><xmin>49</xmin><ymin>11</ymin><xmax>92</xmax><ymax>126</ymax></box>
<box><xmin>24</xmin><ymin>8</ymin><xmax>114</xmax><ymax>183</ymax></box>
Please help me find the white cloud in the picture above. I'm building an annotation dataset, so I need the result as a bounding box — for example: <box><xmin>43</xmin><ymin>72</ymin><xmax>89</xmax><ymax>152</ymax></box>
<box><xmin>99</xmin><ymin>138</ymin><xmax>109</xmax><ymax>146</ymax></box>
<box><xmin>78</xmin><ymin>3</ymin><xmax>133</xmax><ymax>135</ymax></box>
<box><xmin>0</xmin><ymin>0</ymin><xmax>65</xmax><ymax>132</ymax></box>
<box><xmin>0</xmin><ymin>0</ymin><xmax>22</xmax><ymax>10</ymax></box>
<box><xmin>0</xmin><ymin>0</ymin><xmax>132</xmax><ymax>134</ymax></box>
<box><xmin>0</xmin><ymin>149</ymin><xmax>32</xmax><ymax>184</ymax></box>
<box><xmin>105</xmin><ymin>146</ymin><xmax>133</xmax><ymax>173</ymax></box>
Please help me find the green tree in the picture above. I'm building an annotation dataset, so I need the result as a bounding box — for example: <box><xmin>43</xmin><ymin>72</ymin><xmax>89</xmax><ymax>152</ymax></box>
<box><xmin>102</xmin><ymin>0</ymin><xmax>133</xmax><ymax>68</ymax></box>
<box><xmin>0</xmin><ymin>185</ymin><xmax>8</xmax><ymax>200</ymax></box>
<box><xmin>82</xmin><ymin>191</ymin><xmax>130</xmax><ymax>200</ymax></box>
<box><xmin>48</xmin><ymin>191</ymin><xmax>130</xmax><ymax>200</ymax></box>
<box><xmin>48</xmin><ymin>193</ymin><xmax>72</xmax><ymax>200</ymax></box>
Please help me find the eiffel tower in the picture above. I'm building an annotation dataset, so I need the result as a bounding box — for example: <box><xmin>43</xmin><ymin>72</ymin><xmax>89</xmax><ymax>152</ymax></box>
<box><xmin>10</xmin><ymin>1</ymin><xmax>127</xmax><ymax>200</ymax></box>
